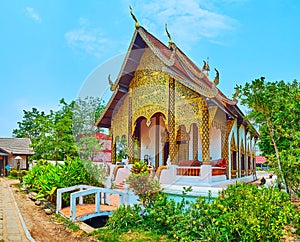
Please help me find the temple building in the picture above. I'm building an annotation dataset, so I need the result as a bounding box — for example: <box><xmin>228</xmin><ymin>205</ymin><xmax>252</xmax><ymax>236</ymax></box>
<box><xmin>96</xmin><ymin>18</ymin><xmax>258</xmax><ymax>182</ymax></box>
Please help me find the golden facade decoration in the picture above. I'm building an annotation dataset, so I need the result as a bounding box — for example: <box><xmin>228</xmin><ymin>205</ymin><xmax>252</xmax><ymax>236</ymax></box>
<box><xmin>130</xmin><ymin>48</ymin><xmax>169</xmax><ymax>131</ymax></box>
<box><xmin>222</xmin><ymin>120</ymin><xmax>235</xmax><ymax>177</ymax></box>
<box><xmin>208</xmin><ymin>106</ymin><xmax>218</xmax><ymax>128</ymax></box>
<box><xmin>111</xmin><ymin>95</ymin><xmax>129</xmax><ymax>140</ymax></box>
<box><xmin>240</xmin><ymin>140</ymin><xmax>245</xmax><ymax>155</ymax></box>
<box><xmin>176</xmin><ymin>125</ymin><xmax>190</xmax><ymax>163</ymax></box>
<box><xmin>222</xmin><ymin>120</ymin><xmax>235</xmax><ymax>159</ymax></box>
<box><xmin>175</xmin><ymin>82</ymin><xmax>203</xmax><ymax>131</ymax></box>
<box><xmin>161</xmin><ymin>129</ymin><xmax>169</xmax><ymax>143</ymax></box>
<box><xmin>230</xmin><ymin>134</ymin><xmax>237</xmax><ymax>152</ymax></box>
<box><xmin>138</xmin><ymin>28</ymin><xmax>176</xmax><ymax>66</ymax></box>
<box><xmin>128</xmin><ymin>97</ymin><xmax>134</xmax><ymax>163</ymax></box>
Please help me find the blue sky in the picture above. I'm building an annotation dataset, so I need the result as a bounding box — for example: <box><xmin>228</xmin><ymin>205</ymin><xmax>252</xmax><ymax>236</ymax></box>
<box><xmin>1</xmin><ymin>0</ymin><xmax>300</xmax><ymax>137</ymax></box>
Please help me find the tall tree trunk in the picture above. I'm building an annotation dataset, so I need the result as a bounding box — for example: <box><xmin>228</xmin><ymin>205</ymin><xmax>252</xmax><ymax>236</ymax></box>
<box><xmin>268</xmin><ymin>124</ymin><xmax>289</xmax><ymax>194</ymax></box>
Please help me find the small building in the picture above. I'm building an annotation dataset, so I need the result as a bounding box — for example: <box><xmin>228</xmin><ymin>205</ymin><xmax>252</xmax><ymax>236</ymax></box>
<box><xmin>255</xmin><ymin>155</ymin><xmax>268</xmax><ymax>169</ymax></box>
<box><xmin>94</xmin><ymin>132</ymin><xmax>112</xmax><ymax>162</ymax></box>
<box><xmin>0</xmin><ymin>138</ymin><xmax>34</xmax><ymax>175</ymax></box>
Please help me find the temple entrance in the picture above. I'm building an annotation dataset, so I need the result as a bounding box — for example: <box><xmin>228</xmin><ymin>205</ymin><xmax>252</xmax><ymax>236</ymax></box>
<box><xmin>230</xmin><ymin>135</ymin><xmax>238</xmax><ymax>179</ymax></box>
<box><xmin>176</xmin><ymin>125</ymin><xmax>190</xmax><ymax>164</ymax></box>
<box><xmin>133</xmin><ymin>113</ymin><xmax>167</xmax><ymax>169</ymax></box>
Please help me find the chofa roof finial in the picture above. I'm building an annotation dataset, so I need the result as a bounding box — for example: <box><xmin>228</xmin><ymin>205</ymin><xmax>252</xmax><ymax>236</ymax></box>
<box><xmin>214</xmin><ymin>68</ymin><xmax>219</xmax><ymax>86</ymax></box>
<box><xmin>165</xmin><ymin>23</ymin><xmax>173</xmax><ymax>46</ymax></box>
<box><xmin>129</xmin><ymin>6</ymin><xmax>139</xmax><ymax>29</ymax></box>
<box><xmin>202</xmin><ymin>57</ymin><xmax>210</xmax><ymax>76</ymax></box>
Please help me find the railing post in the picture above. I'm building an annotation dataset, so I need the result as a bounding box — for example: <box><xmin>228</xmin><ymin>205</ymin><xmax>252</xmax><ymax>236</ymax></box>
<box><xmin>56</xmin><ymin>189</ymin><xmax>62</xmax><ymax>213</ymax></box>
<box><xmin>79</xmin><ymin>186</ymin><xmax>83</xmax><ymax>205</ymax></box>
<box><xmin>95</xmin><ymin>190</ymin><xmax>100</xmax><ymax>213</ymax></box>
<box><xmin>70</xmin><ymin>194</ymin><xmax>77</xmax><ymax>221</ymax></box>
<box><xmin>120</xmin><ymin>193</ymin><xmax>124</xmax><ymax>205</ymax></box>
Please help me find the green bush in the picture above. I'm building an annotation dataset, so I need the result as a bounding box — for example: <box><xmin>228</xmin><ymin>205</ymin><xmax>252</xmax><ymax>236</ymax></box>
<box><xmin>173</xmin><ymin>183</ymin><xmax>296</xmax><ymax>241</ymax></box>
<box><xmin>9</xmin><ymin>169</ymin><xmax>18</xmax><ymax>178</ymax></box>
<box><xmin>22</xmin><ymin>157</ymin><xmax>105</xmax><ymax>204</ymax></box>
<box><xmin>106</xmin><ymin>204</ymin><xmax>142</xmax><ymax>232</ymax></box>
<box><xmin>102</xmin><ymin>183</ymin><xmax>296</xmax><ymax>241</ymax></box>
<box><xmin>126</xmin><ymin>160</ymin><xmax>161</xmax><ymax>206</ymax></box>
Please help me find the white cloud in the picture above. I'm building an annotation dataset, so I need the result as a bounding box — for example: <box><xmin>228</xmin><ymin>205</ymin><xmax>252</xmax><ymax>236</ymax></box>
<box><xmin>132</xmin><ymin>0</ymin><xmax>238</xmax><ymax>48</ymax></box>
<box><xmin>25</xmin><ymin>7</ymin><xmax>41</xmax><ymax>23</ymax></box>
<box><xmin>65</xmin><ymin>18</ymin><xmax>108</xmax><ymax>58</ymax></box>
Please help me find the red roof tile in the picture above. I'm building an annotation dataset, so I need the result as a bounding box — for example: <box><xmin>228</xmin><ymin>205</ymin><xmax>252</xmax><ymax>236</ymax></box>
<box><xmin>256</xmin><ymin>156</ymin><xmax>266</xmax><ymax>164</ymax></box>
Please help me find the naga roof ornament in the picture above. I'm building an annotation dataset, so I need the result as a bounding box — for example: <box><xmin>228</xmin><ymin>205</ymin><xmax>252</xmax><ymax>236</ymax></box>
<box><xmin>108</xmin><ymin>74</ymin><xmax>116</xmax><ymax>91</ymax></box>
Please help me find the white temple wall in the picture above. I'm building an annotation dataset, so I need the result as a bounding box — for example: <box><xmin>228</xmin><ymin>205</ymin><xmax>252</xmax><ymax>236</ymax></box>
<box><xmin>209</xmin><ymin>126</ymin><xmax>221</xmax><ymax>160</ymax></box>
<box><xmin>158</xmin><ymin>115</ymin><xmax>165</xmax><ymax>166</ymax></box>
<box><xmin>209</xmin><ymin>108</ymin><xmax>225</xmax><ymax>160</ymax></box>
<box><xmin>188</xmin><ymin>124</ymin><xmax>194</xmax><ymax>160</ymax></box>
<box><xmin>245</xmin><ymin>131</ymin><xmax>252</xmax><ymax>171</ymax></box>
<box><xmin>140</xmin><ymin>118</ymin><xmax>156</xmax><ymax>166</ymax></box>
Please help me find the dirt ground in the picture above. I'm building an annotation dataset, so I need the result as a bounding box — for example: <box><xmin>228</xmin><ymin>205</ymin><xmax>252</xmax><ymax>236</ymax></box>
<box><xmin>9</xmin><ymin>180</ymin><xmax>98</xmax><ymax>242</ymax></box>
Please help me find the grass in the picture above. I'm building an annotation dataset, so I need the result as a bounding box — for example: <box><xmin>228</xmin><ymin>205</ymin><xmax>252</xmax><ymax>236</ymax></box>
<box><xmin>54</xmin><ymin>214</ymin><xmax>80</xmax><ymax>232</ymax></box>
<box><xmin>93</xmin><ymin>227</ymin><xmax>174</xmax><ymax>242</ymax></box>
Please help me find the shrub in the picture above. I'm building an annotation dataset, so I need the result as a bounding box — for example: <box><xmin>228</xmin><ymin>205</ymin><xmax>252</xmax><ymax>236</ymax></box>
<box><xmin>127</xmin><ymin>161</ymin><xmax>161</xmax><ymax>206</ymax></box>
<box><xmin>106</xmin><ymin>204</ymin><xmax>142</xmax><ymax>232</ymax></box>
<box><xmin>9</xmin><ymin>169</ymin><xmax>18</xmax><ymax>178</ymax></box>
<box><xmin>180</xmin><ymin>183</ymin><xmax>296</xmax><ymax>241</ymax></box>
<box><xmin>22</xmin><ymin>157</ymin><xmax>105</xmax><ymax>204</ymax></box>
<box><xmin>103</xmin><ymin>183</ymin><xmax>296</xmax><ymax>241</ymax></box>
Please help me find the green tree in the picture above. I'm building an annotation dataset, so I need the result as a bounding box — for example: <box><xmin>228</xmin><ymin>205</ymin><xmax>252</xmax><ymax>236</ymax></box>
<box><xmin>13</xmin><ymin>99</ymin><xmax>78</xmax><ymax>161</ymax></box>
<box><xmin>236</xmin><ymin>77</ymin><xmax>300</xmax><ymax>194</ymax></box>
<box><xmin>13</xmin><ymin>108</ymin><xmax>47</xmax><ymax>139</ymax></box>
<box><xmin>73</xmin><ymin>96</ymin><xmax>106</xmax><ymax>161</ymax></box>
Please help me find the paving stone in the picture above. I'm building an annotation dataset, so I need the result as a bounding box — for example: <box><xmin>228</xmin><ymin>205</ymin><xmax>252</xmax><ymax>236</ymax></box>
<box><xmin>7</xmin><ymin>234</ymin><xmax>22</xmax><ymax>241</ymax></box>
<box><xmin>0</xmin><ymin>179</ymin><xmax>29</xmax><ymax>241</ymax></box>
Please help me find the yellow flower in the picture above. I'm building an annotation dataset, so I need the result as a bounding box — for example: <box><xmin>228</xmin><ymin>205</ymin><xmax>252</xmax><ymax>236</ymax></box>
<box><xmin>193</xmin><ymin>221</ymin><xmax>196</xmax><ymax>225</ymax></box>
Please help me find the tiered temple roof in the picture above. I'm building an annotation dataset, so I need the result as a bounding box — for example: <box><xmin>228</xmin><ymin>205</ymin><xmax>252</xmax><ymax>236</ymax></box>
<box><xmin>96</xmin><ymin>26</ymin><xmax>254</xmax><ymax>134</ymax></box>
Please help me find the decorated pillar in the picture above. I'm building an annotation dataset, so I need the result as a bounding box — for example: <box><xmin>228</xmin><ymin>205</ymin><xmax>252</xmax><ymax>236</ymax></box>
<box><xmin>192</xmin><ymin>124</ymin><xmax>198</xmax><ymax>160</ymax></box>
<box><xmin>111</xmin><ymin>136</ymin><xmax>116</xmax><ymax>164</ymax></box>
<box><xmin>128</xmin><ymin>96</ymin><xmax>134</xmax><ymax>163</ymax></box>
<box><xmin>110</xmin><ymin>128</ymin><xmax>116</xmax><ymax>164</ymax></box>
<box><xmin>168</xmin><ymin>77</ymin><xmax>176</xmax><ymax>164</ymax></box>
<box><xmin>201</xmin><ymin>103</ymin><xmax>210</xmax><ymax>164</ymax></box>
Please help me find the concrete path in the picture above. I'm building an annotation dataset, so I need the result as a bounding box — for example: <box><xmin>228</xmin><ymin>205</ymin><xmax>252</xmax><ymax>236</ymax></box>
<box><xmin>0</xmin><ymin>178</ymin><xmax>30</xmax><ymax>242</ymax></box>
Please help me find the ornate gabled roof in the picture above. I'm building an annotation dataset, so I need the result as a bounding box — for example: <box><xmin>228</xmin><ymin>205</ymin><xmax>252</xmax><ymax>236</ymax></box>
<box><xmin>96</xmin><ymin>26</ymin><xmax>239</xmax><ymax>128</ymax></box>
<box><xmin>0</xmin><ymin>138</ymin><xmax>34</xmax><ymax>155</ymax></box>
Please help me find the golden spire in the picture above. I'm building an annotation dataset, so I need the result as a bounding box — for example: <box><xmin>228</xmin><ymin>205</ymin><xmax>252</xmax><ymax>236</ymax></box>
<box><xmin>165</xmin><ymin>23</ymin><xmax>173</xmax><ymax>45</ymax></box>
<box><xmin>129</xmin><ymin>6</ymin><xmax>139</xmax><ymax>29</ymax></box>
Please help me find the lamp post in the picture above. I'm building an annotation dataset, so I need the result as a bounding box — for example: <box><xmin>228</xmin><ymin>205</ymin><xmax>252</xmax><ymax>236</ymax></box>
<box><xmin>14</xmin><ymin>156</ymin><xmax>22</xmax><ymax>172</ymax></box>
